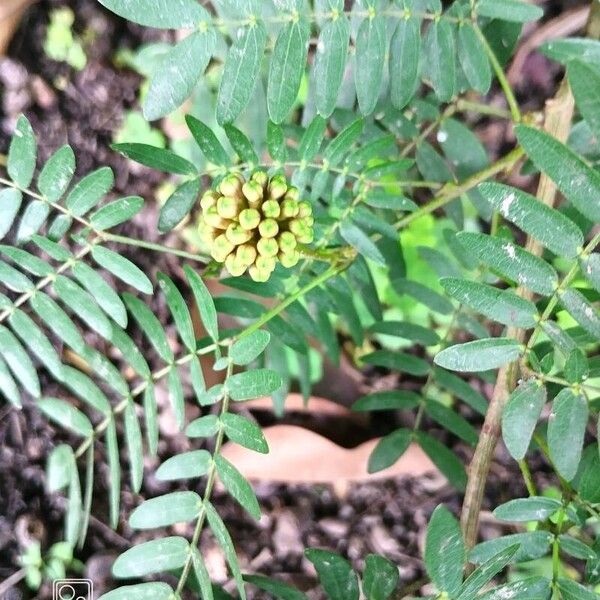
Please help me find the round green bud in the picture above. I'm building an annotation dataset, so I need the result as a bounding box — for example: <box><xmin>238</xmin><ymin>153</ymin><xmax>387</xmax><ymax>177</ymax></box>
<box><xmin>219</xmin><ymin>173</ymin><xmax>243</xmax><ymax>198</ymax></box>
<box><xmin>262</xmin><ymin>199</ymin><xmax>281</xmax><ymax>219</ymax></box>
<box><xmin>225</xmin><ymin>254</ymin><xmax>247</xmax><ymax>277</ymax></box>
<box><xmin>298</xmin><ymin>200</ymin><xmax>312</xmax><ymax>218</ymax></box>
<box><xmin>249</xmin><ymin>265</ymin><xmax>269</xmax><ymax>283</ymax></box>
<box><xmin>257</xmin><ymin>238</ymin><xmax>279</xmax><ymax>258</ymax></box>
<box><xmin>297</xmin><ymin>229</ymin><xmax>314</xmax><ymax>244</ymax></box>
<box><xmin>225</xmin><ymin>223</ymin><xmax>253</xmax><ymax>246</ymax></box>
<box><xmin>211</xmin><ymin>234</ymin><xmax>235</xmax><ymax>262</ymax></box>
<box><xmin>255</xmin><ymin>255</ymin><xmax>277</xmax><ymax>273</ymax></box>
<box><xmin>268</xmin><ymin>175</ymin><xmax>288</xmax><ymax>200</ymax></box>
<box><xmin>278</xmin><ymin>231</ymin><xmax>297</xmax><ymax>252</ymax></box>
<box><xmin>200</xmin><ymin>190</ymin><xmax>219</xmax><ymax>211</ymax></box>
<box><xmin>204</xmin><ymin>206</ymin><xmax>230</xmax><ymax>229</ymax></box>
<box><xmin>217</xmin><ymin>196</ymin><xmax>244</xmax><ymax>220</ymax></box>
<box><xmin>280</xmin><ymin>198</ymin><xmax>300</xmax><ymax>219</ymax></box>
<box><xmin>251</xmin><ymin>170</ymin><xmax>268</xmax><ymax>187</ymax></box>
<box><xmin>259</xmin><ymin>218</ymin><xmax>279</xmax><ymax>239</ymax></box>
<box><xmin>279</xmin><ymin>250</ymin><xmax>300</xmax><ymax>269</ymax></box>
<box><xmin>285</xmin><ymin>187</ymin><xmax>300</xmax><ymax>201</ymax></box>
<box><xmin>236</xmin><ymin>243</ymin><xmax>257</xmax><ymax>267</ymax></box>
<box><xmin>288</xmin><ymin>219</ymin><xmax>306</xmax><ymax>238</ymax></box>
<box><xmin>239</xmin><ymin>208</ymin><xmax>261</xmax><ymax>231</ymax></box>
<box><xmin>242</xmin><ymin>180</ymin><xmax>263</xmax><ymax>206</ymax></box>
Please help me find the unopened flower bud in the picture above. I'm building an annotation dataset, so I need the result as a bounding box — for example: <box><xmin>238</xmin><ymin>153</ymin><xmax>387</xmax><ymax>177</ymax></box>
<box><xmin>217</xmin><ymin>196</ymin><xmax>245</xmax><ymax>220</ymax></box>
<box><xmin>211</xmin><ymin>234</ymin><xmax>235</xmax><ymax>262</ymax></box>
<box><xmin>257</xmin><ymin>238</ymin><xmax>279</xmax><ymax>257</ymax></box>
<box><xmin>219</xmin><ymin>173</ymin><xmax>243</xmax><ymax>197</ymax></box>
<box><xmin>258</xmin><ymin>218</ymin><xmax>279</xmax><ymax>239</ymax></box>
<box><xmin>225</xmin><ymin>253</ymin><xmax>247</xmax><ymax>277</ymax></box>
<box><xmin>239</xmin><ymin>208</ymin><xmax>261</xmax><ymax>231</ymax></box>
<box><xmin>280</xmin><ymin>198</ymin><xmax>300</xmax><ymax>219</ymax></box>
<box><xmin>262</xmin><ymin>199</ymin><xmax>281</xmax><ymax>219</ymax></box>
<box><xmin>204</xmin><ymin>206</ymin><xmax>230</xmax><ymax>229</ymax></box>
<box><xmin>279</xmin><ymin>250</ymin><xmax>300</xmax><ymax>268</ymax></box>
<box><xmin>226</xmin><ymin>222</ymin><xmax>253</xmax><ymax>246</ymax></box>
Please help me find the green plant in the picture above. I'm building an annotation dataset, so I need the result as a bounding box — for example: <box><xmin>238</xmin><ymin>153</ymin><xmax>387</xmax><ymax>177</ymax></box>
<box><xmin>2</xmin><ymin>0</ymin><xmax>600</xmax><ymax>598</ymax></box>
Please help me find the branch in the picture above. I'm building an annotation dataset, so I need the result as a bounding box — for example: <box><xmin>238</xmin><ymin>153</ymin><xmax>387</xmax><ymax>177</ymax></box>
<box><xmin>460</xmin><ymin>77</ymin><xmax>575</xmax><ymax>550</ymax></box>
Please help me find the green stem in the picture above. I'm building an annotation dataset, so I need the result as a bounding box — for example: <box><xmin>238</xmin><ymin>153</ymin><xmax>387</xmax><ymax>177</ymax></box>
<box><xmin>238</xmin><ymin>260</ymin><xmax>351</xmax><ymax>340</ymax></box>
<box><xmin>473</xmin><ymin>23</ymin><xmax>522</xmax><ymax>122</ymax></box>
<box><xmin>456</xmin><ymin>98</ymin><xmax>513</xmax><ymax>119</ymax></box>
<box><xmin>518</xmin><ymin>459</ymin><xmax>537</xmax><ymax>496</ymax></box>
<box><xmin>394</xmin><ymin>146</ymin><xmax>525</xmax><ymax>230</ymax></box>
<box><xmin>103</xmin><ymin>233</ymin><xmax>209</xmax><ymax>263</ymax></box>
<box><xmin>175</xmin><ymin>358</ymin><xmax>234</xmax><ymax>596</ymax></box>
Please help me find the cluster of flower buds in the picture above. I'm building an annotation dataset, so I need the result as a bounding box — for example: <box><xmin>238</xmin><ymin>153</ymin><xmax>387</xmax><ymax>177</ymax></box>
<box><xmin>198</xmin><ymin>171</ymin><xmax>314</xmax><ymax>282</ymax></box>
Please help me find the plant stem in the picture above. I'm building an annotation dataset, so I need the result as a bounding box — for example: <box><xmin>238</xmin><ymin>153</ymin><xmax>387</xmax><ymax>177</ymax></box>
<box><xmin>103</xmin><ymin>233</ymin><xmax>209</xmax><ymax>263</ymax></box>
<box><xmin>394</xmin><ymin>146</ymin><xmax>525</xmax><ymax>230</ymax></box>
<box><xmin>473</xmin><ymin>24</ymin><xmax>522</xmax><ymax>122</ymax></box>
<box><xmin>175</xmin><ymin>358</ymin><xmax>233</xmax><ymax>596</ymax></box>
<box><xmin>0</xmin><ymin>569</ymin><xmax>26</xmax><ymax>597</ymax></box>
<box><xmin>460</xmin><ymin>76</ymin><xmax>575</xmax><ymax>550</ymax></box>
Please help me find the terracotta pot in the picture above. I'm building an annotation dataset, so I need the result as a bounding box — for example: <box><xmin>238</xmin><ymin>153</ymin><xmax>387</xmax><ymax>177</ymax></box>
<box><xmin>0</xmin><ymin>0</ymin><xmax>34</xmax><ymax>56</ymax></box>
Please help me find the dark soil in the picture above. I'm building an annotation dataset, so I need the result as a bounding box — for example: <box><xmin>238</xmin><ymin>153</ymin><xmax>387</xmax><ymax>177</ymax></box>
<box><xmin>0</xmin><ymin>0</ymin><xmax>586</xmax><ymax>598</ymax></box>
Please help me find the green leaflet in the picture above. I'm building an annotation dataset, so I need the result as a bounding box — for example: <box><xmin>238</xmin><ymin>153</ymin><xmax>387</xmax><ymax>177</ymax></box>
<box><xmin>478</xmin><ymin>577</ymin><xmax>550</xmax><ymax>600</ymax></box>
<box><xmin>16</xmin><ymin>200</ymin><xmax>50</xmax><ymax>243</ymax></box>
<box><xmin>493</xmin><ymin>497</ymin><xmax>561</xmax><ymax>522</ymax></box>
<box><xmin>99</xmin><ymin>582</ymin><xmax>174</xmax><ymax>600</ymax></box>
<box><xmin>221</xmin><ymin>412</ymin><xmax>269</xmax><ymax>453</ymax></box>
<box><xmin>457</xmin><ymin>24</ymin><xmax>491</xmax><ymax>94</ymax></box>
<box><xmin>185</xmin><ymin>265</ymin><xmax>219</xmax><ymax>343</ymax></box>
<box><xmin>224</xmin><ymin>124</ymin><xmax>259</xmax><ymax>164</ymax></box>
<box><xmin>477</xmin><ymin>0</ymin><xmax>544</xmax><ymax>22</ymax></box>
<box><xmin>355</xmin><ymin>15</ymin><xmax>386</xmax><ymax>115</ymax></box>
<box><xmin>299</xmin><ymin>115</ymin><xmax>327</xmax><ymax>161</ymax></box>
<box><xmin>230</xmin><ymin>330</ymin><xmax>271</xmax><ymax>365</ymax></box>
<box><xmin>9</xmin><ymin>309</ymin><xmax>63</xmax><ymax>381</ymax></box>
<box><xmin>470</xmin><ymin>531</ymin><xmax>553</xmax><ymax>564</ymax></box>
<box><xmin>434</xmin><ymin>338</ymin><xmax>522</xmax><ymax>373</ymax></box>
<box><xmin>457</xmin><ymin>232</ymin><xmax>558</xmax><ymax>296</ymax></box>
<box><xmin>0</xmin><ymin>324</ymin><xmax>40</xmax><ymax>397</ymax></box>
<box><xmin>353</xmin><ymin>390</ymin><xmax>420</xmax><ymax>412</ymax></box>
<box><xmin>37</xmin><ymin>397</ymin><xmax>93</xmax><ymax>438</ymax></box>
<box><xmin>569</xmin><ymin>60</ymin><xmax>600</xmax><ymax>144</ymax></box>
<box><xmin>541</xmin><ymin>38</ymin><xmax>600</xmax><ymax>67</ymax></box>
<box><xmin>158</xmin><ymin>179</ymin><xmax>202</xmax><ymax>233</ymax></box>
<box><xmin>267</xmin><ymin>18</ymin><xmax>310</xmax><ymax>124</ymax></box>
<box><xmin>90</xmin><ymin>196</ymin><xmax>144</xmax><ymax>230</ymax></box>
<box><xmin>425</xmin><ymin>505</ymin><xmax>464</xmax><ymax>596</ymax></box>
<box><xmin>97</xmin><ymin>0</ymin><xmax>209</xmax><ymax>29</ymax></box>
<box><xmin>72</xmin><ymin>262</ymin><xmax>128</xmax><ymax>328</ymax></box>
<box><xmin>112</xmin><ymin>536</ymin><xmax>189</xmax><ymax>578</ymax></box>
<box><xmin>0</xmin><ymin>355</ymin><xmax>21</xmax><ymax>408</ymax></box>
<box><xmin>0</xmin><ymin>189</ymin><xmax>23</xmax><ymax>241</ymax></box>
<box><xmin>124</xmin><ymin>400</ymin><xmax>144</xmax><ymax>493</ymax></box>
<box><xmin>313</xmin><ymin>15</ymin><xmax>350</xmax><ymax>118</ymax></box>
<box><xmin>425</xmin><ymin>400</ymin><xmax>478</xmax><ymax>446</ymax></box>
<box><xmin>368</xmin><ymin>428</ymin><xmax>411</xmax><ymax>473</ymax></box>
<box><xmin>424</xmin><ymin>19</ymin><xmax>455</xmax><ymax>102</ymax></box>
<box><xmin>123</xmin><ymin>292</ymin><xmax>174</xmax><ymax>363</ymax></box>
<box><xmin>129</xmin><ymin>491</ymin><xmax>201</xmax><ymax>529</ymax></box>
<box><xmin>244</xmin><ymin>574</ymin><xmax>308</xmax><ymax>600</ymax></box>
<box><xmin>389</xmin><ymin>16</ymin><xmax>420</xmax><ymax>109</ymax></box>
<box><xmin>560</xmin><ymin>288</ymin><xmax>600</xmax><ymax>341</ymax></box>
<box><xmin>217</xmin><ymin>21</ymin><xmax>267</xmax><ymax>125</ymax></box>
<box><xmin>112</xmin><ymin>143</ymin><xmax>196</xmax><ymax>175</ymax></box>
<box><xmin>502</xmin><ymin>380</ymin><xmax>546</xmax><ymax>460</ymax></box>
<box><xmin>516</xmin><ymin>125</ymin><xmax>600</xmax><ymax>222</ymax></box>
<box><xmin>92</xmin><ymin>246</ymin><xmax>153</xmax><ymax>294</ymax></box>
<box><xmin>548</xmin><ymin>388</ymin><xmax>588</xmax><ymax>481</ymax></box>
<box><xmin>227</xmin><ymin>368</ymin><xmax>282</xmax><ymax>401</ymax></box>
<box><xmin>155</xmin><ymin>449</ymin><xmax>211</xmax><ymax>481</ymax></box>
<box><xmin>66</xmin><ymin>167</ymin><xmax>114</xmax><ymax>216</ymax></box>
<box><xmin>38</xmin><ymin>145</ymin><xmax>75</xmax><ymax>201</ymax></box>
<box><xmin>214</xmin><ymin>454</ymin><xmax>261</xmax><ymax>519</ymax></box>
<box><xmin>143</xmin><ymin>382</ymin><xmax>159</xmax><ymax>456</ymax></box>
<box><xmin>0</xmin><ymin>259</ymin><xmax>33</xmax><ymax>292</ymax></box>
<box><xmin>105</xmin><ymin>418</ymin><xmax>120</xmax><ymax>529</ymax></box>
<box><xmin>158</xmin><ymin>272</ymin><xmax>196</xmax><ymax>352</ymax></box>
<box><xmin>416</xmin><ymin>431</ymin><xmax>467</xmax><ymax>491</ymax></box>
<box><xmin>369</xmin><ymin>320</ymin><xmax>440</xmax><ymax>346</ymax></box>
<box><xmin>478</xmin><ymin>182</ymin><xmax>583</xmax><ymax>258</ymax></box>
<box><xmin>339</xmin><ymin>220</ymin><xmax>386</xmax><ymax>265</ymax></box>
<box><xmin>457</xmin><ymin>545</ymin><xmax>519</xmax><ymax>600</ymax></box>
<box><xmin>54</xmin><ymin>275</ymin><xmax>113</xmax><ymax>341</ymax></box>
<box><xmin>362</xmin><ymin>555</ymin><xmax>399</xmax><ymax>600</ymax></box>
<box><xmin>8</xmin><ymin>115</ymin><xmax>36</xmax><ymax>189</ymax></box>
<box><xmin>145</xmin><ymin>29</ymin><xmax>216</xmax><ymax>120</ymax></box>
<box><xmin>205</xmin><ymin>502</ymin><xmax>247</xmax><ymax>600</ymax></box>
<box><xmin>185</xmin><ymin>414</ymin><xmax>220</xmax><ymax>438</ymax></box>
<box><xmin>305</xmin><ymin>549</ymin><xmax>359</xmax><ymax>600</ymax></box>
<box><xmin>186</xmin><ymin>115</ymin><xmax>231</xmax><ymax>166</ymax></box>
<box><xmin>440</xmin><ymin>277</ymin><xmax>537</xmax><ymax>329</ymax></box>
